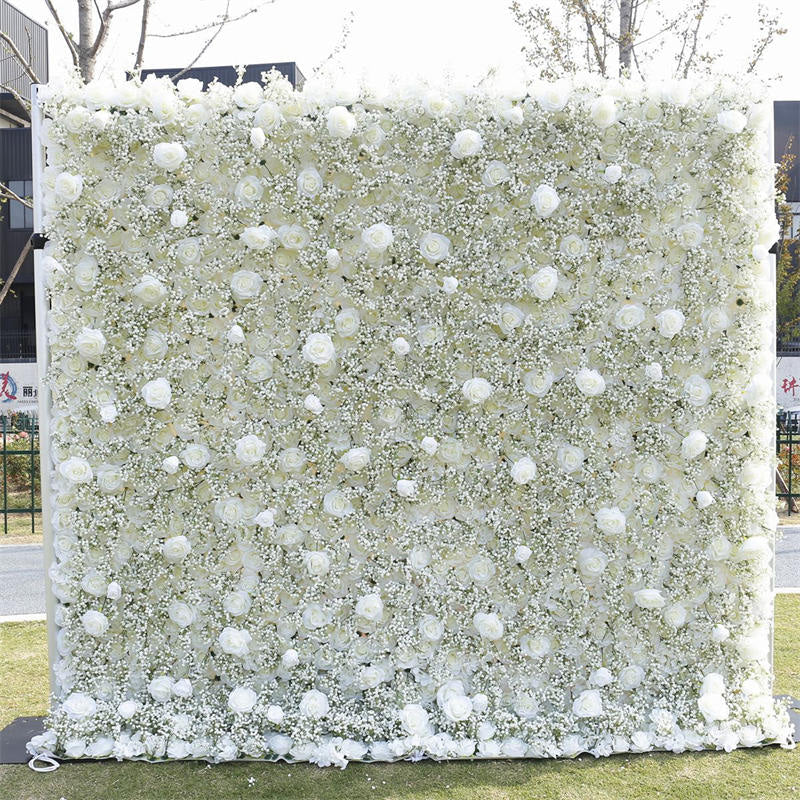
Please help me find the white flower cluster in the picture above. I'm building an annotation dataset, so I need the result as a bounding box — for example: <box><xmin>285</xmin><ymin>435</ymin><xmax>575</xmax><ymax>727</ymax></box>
<box><xmin>29</xmin><ymin>70</ymin><xmax>790</xmax><ymax>767</ymax></box>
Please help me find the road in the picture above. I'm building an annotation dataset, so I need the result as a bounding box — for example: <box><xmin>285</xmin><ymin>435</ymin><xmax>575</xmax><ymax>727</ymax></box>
<box><xmin>2</xmin><ymin>533</ymin><xmax>800</xmax><ymax>618</ymax></box>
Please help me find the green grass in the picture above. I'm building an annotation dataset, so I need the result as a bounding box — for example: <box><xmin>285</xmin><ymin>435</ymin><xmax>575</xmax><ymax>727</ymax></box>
<box><xmin>1</xmin><ymin>600</ymin><xmax>799</xmax><ymax>800</ymax></box>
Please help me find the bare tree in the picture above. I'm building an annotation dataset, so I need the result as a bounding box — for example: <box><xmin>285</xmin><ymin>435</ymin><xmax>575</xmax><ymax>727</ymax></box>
<box><xmin>510</xmin><ymin>0</ymin><xmax>786</xmax><ymax>79</ymax></box>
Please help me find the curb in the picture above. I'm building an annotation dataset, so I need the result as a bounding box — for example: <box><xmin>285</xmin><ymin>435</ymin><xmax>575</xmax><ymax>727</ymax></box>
<box><xmin>0</xmin><ymin>613</ymin><xmax>46</xmax><ymax>623</ymax></box>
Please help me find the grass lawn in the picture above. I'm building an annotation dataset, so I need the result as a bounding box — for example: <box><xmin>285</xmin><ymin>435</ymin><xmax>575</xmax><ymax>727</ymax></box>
<box><xmin>1</xmin><ymin>598</ymin><xmax>799</xmax><ymax>800</ymax></box>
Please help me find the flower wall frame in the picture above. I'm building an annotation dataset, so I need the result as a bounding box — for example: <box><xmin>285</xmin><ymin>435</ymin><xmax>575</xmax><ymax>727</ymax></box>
<box><xmin>29</xmin><ymin>71</ymin><xmax>791</xmax><ymax>765</ymax></box>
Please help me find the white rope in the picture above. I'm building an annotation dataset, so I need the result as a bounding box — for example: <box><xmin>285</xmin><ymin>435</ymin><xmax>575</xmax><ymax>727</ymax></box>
<box><xmin>27</xmin><ymin>750</ymin><xmax>60</xmax><ymax>772</ymax></box>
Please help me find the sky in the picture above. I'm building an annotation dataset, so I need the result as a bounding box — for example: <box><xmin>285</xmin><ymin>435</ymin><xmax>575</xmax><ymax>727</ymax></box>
<box><xmin>22</xmin><ymin>0</ymin><xmax>800</xmax><ymax>99</ymax></box>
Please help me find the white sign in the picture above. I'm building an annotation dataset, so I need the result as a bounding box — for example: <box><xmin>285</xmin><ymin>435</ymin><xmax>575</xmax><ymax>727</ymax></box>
<box><xmin>0</xmin><ymin>362</ymin><xmax>38</xmax><ymax>415</ymax></box>
<box><xmin>777</xmin><ymin>357</ymin><xmax>800</xmax><ymax>410</ymax></box>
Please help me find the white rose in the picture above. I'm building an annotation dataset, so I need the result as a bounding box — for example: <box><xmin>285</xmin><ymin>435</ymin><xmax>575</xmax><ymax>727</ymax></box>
<box><xmin>323</xmin><ymin>489</ymin><xmax>353</xmax><ymax>518</ymax></box>
<box><xmin>282</xmin><ymin>648</ymin><xmax>300</xmax><ymax>668</ymax></box>
<box><xmin>663</xmin><ymin>603</ymin><xmax>687</xmax><ymax>628</ymax></box>
<box><xmin>589</xmin><ymin>95</ymin><xmax>617</xmax><ymax>128</ymax></box>
<box><xmin>396</xmin><ymin>479</ymin><xmax>417</xmax><ymax>497</ymax></box>
<box><xmin>362</xmin><ymin>123</ymin><xmax>385</xmax><ymax>148</ymax></box>
<box><xmin>577</xmin><ymin>547</ymin><xmax>608</xmax><ymax>578</ymax></box>
<box><xmin>442</xmin><ymin>276</ymin><xmax>459</xmax><ymax>294</ymax></box>
<box><xmin>556</xmin><ymin>444</ymin><xmax>584</xmax><ymax>473</ymax></box>
<box><xmin>302</xmin><ymin>332</ymin><xmax>336</xmax><ymax>365</ymax></box>
<box><xmin>637</xmin><ymin>363</ymin><xmax>660</xmax><ymax>386</ymax></box>
<box><xmin>250</xmin><ymin>127</ymin><xmax>266</xmax><ymax>148</ymax></box>
<box><xmin>304</xmin><ymin>394</ymin><xmax>324</xmax><ymax>415</ymax></box>
<box><xmin>335</xmin><ymin>308</ymin><xmax>361</xmax><ymax>337</ymax></box>
<box><xmin>63</xmin><ymin>692</ymin><xmax>97</xmax><ymax>719</ymax></box>
<box><xmin>684</xmin><ymin>374</ymin><xmax>712</xmax><ymax>407</ymax></box>
<box><xmin>168</xmin><ymin>600</ymin><xmax>195</xmax><ymax>628</ymax></box>
<box><xmin>75</xmin><ymin>327</ymin><xmax>106</xmax><ymax>362</ymax></box>
<box><xmin>153</xmin><ymin>142</ymin><xmax>186</xmax><ymax>171</ymax></box>
<box><xmin>529</xmin><ymin>266</ymin><xmax>559</xmax><ymax>300</ymax></box>
<box><xmin>400</xmin><ymin>704</ymin><xmax>431</xmax><ymax>736</ymax></box>
<box><xmin>180</xmin><ymin>443</ymin><xmax>210</xmax><ymax>470</ymax></box>
<box><xmin>362</xmin><ymin>222</ymin><xmax>394</xmax><ymax>252</ymax></box>
<box><xmin>223</xmin><ymin>590</ymin><xmax>252</xmax><ymax>616</ymax></box>
<box><xmin>595</xmin><ymin>506</ymin><xmax>626</xmax><ymax>535</ymax></box>
<box><xmin>297</xmin><ymin>166</ymin><xmax>323</xmax><ymax>198</ymax></box>
<box><xmin>228</xmin><ymin>686</ymin><xmax>258</xmax><ymax>714</ymax></box>
<box><xmin>676</xmin><ymin>222</ymin><xmax>704</xmax><ymax>249</ymax></box>
<box><xmin>743</xmin><ymin>373</ymin><xmax>771</xmax><ymax>406</ymax></box>
<box><xmin>230</xmin><ymin>270</ymin><xmax>263</xmax><ymax>301</ymax></box>
<box><xmin>603</xmin><ymin>164</ymin><xmax>623</xmax><ymax>183</ymax></box>
<box><xmin>133</xmin><ymin>275</ymin><xmax>167</xmax><ymax>305</ymax></box>
<box><xmin>482</xmin><ymin>160</ymin><xmax>511</xmax><ymax>187</ymax></box>
<box><xmin>81</xmin><ymin>610</ymin><xmax>109</xmax><ymax>637</ymax></box>
<box><xmin>589</xmin><ymin>668</ymin><xmax>613</xmax><ymax>687</ymax></box>
<box><xmin>59</xmin><ymin>456</ymin><xmax>93</xmax><ymax>484</ymax></box>
<box><xmin>173</xmin><ymin>239</ymin><xmax>200</xmax><ymax>268</ymax></box>
<box><xmin>218</xmin><ymin>626</ymin><xmax>251</xmax><ymax>657</ymax></box>
<box><xmin>575</xmin><ymin>367</ymin><xmax>606</xmax><ymax>397</ymax></box>
<box><xmin>326</xmin><ymin>105</ymin><xmax>356</xmax><ymax>138</ymax></box>
<box><xmin>234</xmin><ymin>175</ymin><xmax>263</xmax><ymax>205</ymax></box>
<box><xmin>254</xmin><ymin>100</ymin><xmax>283</xmax><ymax>131</ymax></box>
<box><xmin>106</xmin><ymin>581</ymin><xmax>121</xmax><ymax>600</ymax></box>
<box><xmin>462</xmin><ymin>377</ymin><xmax>493</xmax><ymax>404</ymax></box>
<box><xmin>215</xmin><ymin>497</ymin><xmax>244</xmax><ymax>525</ymax></box>
<box><xmin>73</xmin><ymin>255</ymin><xmax>99</xmax><ymax>291</ymax></box>
<box><xmin>450</xmin><ymin>129</ymin><xmax>483</xmax><ymax>158</ymax></box>
<box><xmin>234</xmin><ymin>434</ymin><xmax>267</xmax><ymax>465</ymax></box>
<box><xmin>392</xmin><ymin>337</ymin><xmax>410</xmax><ymax>356</ymax></box>
<box><xmin>717</xmin><ymin>109</ymin><xmax>747</xmax><ymax>134</ymax></box>
<box><xmin>162</xmin><ymin>535</ymin><xmax>191</xmax><ymax>563</ymax></box>
<box><xmin>299</xmin><ymin>689</ymin><xmax>330</xmax><ymax>717</ymax></box>
<box><xmin>227</xmin><ymin>325</ymin><xmax>245</xmax><ymax>345</ymax></box>
<box><xmin>304</xmin><ymin>550</ymin><xmax>331</xmax><ymax>577</ymax></box>
<box><xmin>266</xmin><ymin>705</ymin><xmax>285</xmax><ymax>724</ymax></box>
<box><xmin>698</xmin><ymin>693</ymin><xmax>730</xmax><ymax>721</ymax></box>
<box><xmin>618</xmin><ymin>665</ymin><xmax>645</xmax><ymax>690</ymax></box>
<box><xmin>499</xmin><ymin>303</ymin><xmax>525</xmax><ymax>333</ymax></box>
<box><xmin>614</xmin><ymin>304</ymin><xmax>645</xmax><ymax>330</ymax></box>
<box><xmin>523</xmin><ymin>369</ymin><xmax>554</xmax><ymax>396</ymax></box>
<box><xmin>443</xmin><ymin>694</ymin><xmax>474</xmax><ymax>722</ymax></box>
<box><xmin>634</xmin><ymin>588</ymin><xmax>666</xmax><ymax>609</ymax></box>
<box><xmin>148</xmin><ymin>676</ymin><xmax>174</xmax><ymax>702</ymax></box>
<box><xmin>141</xmin><ymin>377</ymin><xmax>171</xmax><ymax>409</ymax></box>
<box><xmin>560</xmin><ymin>234</ymin><xmax>587</xmax><ymax>258</ymax></box>
<box><xmin>655</xmin><ymin>308</ymin><xmax>685</xmax><ymax>338</ymax></box>
<box><xmin>145</xmin><ymin>183</ymin><xmax>173</xmax><ymax>208</ymax></box>
<box><xmin>573</xmin><ymin>689</ymin><xmax>603</xmax><ymax>718</ymax></box>
<box><xmin>326</xmin><ymin>248</ymin><xmax>342</xmax><ymax>268</ymax></box>
<box><xmin>467</xmin><ymin>555</ymin><xmax>495</xmax><ymax>584</ymax></box>
<box><xmin>170</xmin><ymin>209</ymin><xmax>188</xmax><ymax>228</ymax></box>
<box><xmin>515</xmin><ymin>545</ymin><xmax>532</xmax><ymax>563</ymax></box>
<box><xmin>692</xmin><ymin>489</ymin><xmax>714</xmax><ymax>510</ymax></box>
<box><xmin>473</xmin><ymin>611</ymin><xmax>504</xmax><ymax>640</ymax></box>
<box><xmin>355</xmin><ymin>593</ymin><xmax>384</xmax><ymax>622</ymax></box>
<box><xmin>531</xmin><ymin>184</ymin><xmax>560</xmax><ymax>217</ymax></box>
<box><xmin>118</xmin><ymin>700</ymin><xmax>139</xmax><ymax>719</ymax></box>
<box><xmin>681</xmin><ymin>430</ymin><xmax>708</xmax><ymax>460</ymax></box>
<box><xmin>420</xmin><ymin>232</ymin><xmax>451</xmax><ymax>263</ymax></box>
<box><xmin>536</xmin><ymin>79</ymin><xmax>570</xmax><ymax>111</ymax></box>
<box><xmin>162</xmin><ymin>456</ymin><xmax>180</xmax><ymax>474</ymax></box>
<box><xmin>54</xmin><ymin>171</ymin><xmax>84</xmax><ymax>202</ymax></box>
<box><xmin>420</xmin><ymin>436</ymin><xmax>438</xmax><ymax>455</ymax></box>
<box><xmin>510</xmin><ymin>457</ymin><xmax>537</xmax><ymax>485</ymax></box>
<box><xmin>233</xmin><ymin>81</ymin><xmax>262</xmax><ymax>108</ymax></box>
<box><xmin>99</xmin><ymin>402</ymin><xmax>117</xmax><ymax>421</ymax></box>
<box><xmin>241</xmin><ymin>225</ymin><xmax>276</xmax><ymax>249</ymax></box>
<box><xmin>419</xmin><ymin>614</ymin><xmax>444</xmax><ymax>640</ymax></box>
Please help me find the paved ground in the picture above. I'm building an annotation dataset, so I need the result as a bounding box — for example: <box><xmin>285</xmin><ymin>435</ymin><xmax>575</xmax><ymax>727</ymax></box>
<box><xmin>2</xmin><ymin>535</ymin><xmax>800</xmax><ymax>618</ymax></box>
<box><xmin>0</xmin><ymin>544</ymin><xmax>46</xmax><ymax>617</ymax></box>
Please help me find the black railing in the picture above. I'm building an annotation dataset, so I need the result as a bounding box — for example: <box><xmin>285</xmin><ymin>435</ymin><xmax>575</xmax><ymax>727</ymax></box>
<box><xmin>1</xmin><ymin>413</ymin><xmax>40</xmax><ymax>536</ymax></box>
<box><xmin>0</xmin><ymin>330</ymin><xmax>36</xmax><ymax>360</ymax></box>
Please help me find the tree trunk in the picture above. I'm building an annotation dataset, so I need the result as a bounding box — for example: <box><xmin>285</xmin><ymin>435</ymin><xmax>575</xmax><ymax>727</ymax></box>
<box><xmin>619</xmin><ymin>0</ymin><xmax>633</xmax><ymax>75</ymax></box>
<box><xmin>78</xmin><ymin>0</ymin><xmax>95</xmax><ymax>81</ymax></box>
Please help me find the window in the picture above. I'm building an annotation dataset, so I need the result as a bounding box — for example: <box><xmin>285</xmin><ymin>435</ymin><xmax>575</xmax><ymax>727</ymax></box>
<box><xmin>8</xmin><ymin>180</ymin><xmax>33</xmax><ymax>229</ymax></box>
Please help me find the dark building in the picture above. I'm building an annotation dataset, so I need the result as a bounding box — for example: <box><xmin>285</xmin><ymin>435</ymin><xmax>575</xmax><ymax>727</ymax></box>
<box><xmin>0</xmin><ymin>0</ymin><xmax>47</xmax><ymax>361</ymax></box>
<box><xmin>0</xmin><ymin>60</ymin><xmax>304</xmax><ymax>362</ymax></box>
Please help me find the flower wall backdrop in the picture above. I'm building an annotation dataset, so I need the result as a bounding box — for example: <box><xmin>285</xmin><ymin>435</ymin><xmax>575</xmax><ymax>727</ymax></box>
<box><xmin>29</xmin><ymin>71</ymin><xmax>791</xmax><ymax>765</ymax></box>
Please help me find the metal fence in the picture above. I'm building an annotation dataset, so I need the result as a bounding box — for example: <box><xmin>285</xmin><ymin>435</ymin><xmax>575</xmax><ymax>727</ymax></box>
<box><xmin>1</xmin><ymin>412</ymin><xmax>40</xmax><ymax>535</ymax></box>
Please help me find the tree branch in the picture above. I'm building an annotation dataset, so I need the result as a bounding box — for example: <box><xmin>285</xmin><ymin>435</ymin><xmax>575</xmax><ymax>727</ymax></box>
<box><xmin>148</xmin><ymin>2</ymin><xmax>273</xmax><ymax>38</ymax></box>
<box><xmin>43</xmin><ymin>0</ymin><xmax>79</xmax><ymax>65</ymax></box>
<box><xmin>169</xmin><ymin>1</ymin><xmax>231</xmax><ymax>81</ymax></box>
<box><xmin>133</xmin><ymin>0</ymin><xmax>152</xmax><ymax>73</ymax></box>
<box><xmin>0</xmin><ymin>182</ymin><xmax>32</xmax><ymax>209</ymax></box>
<box><xmin>0</xmin><ymin>30</ymin><xmax>39</xmax><ymax>83</ymax></box>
